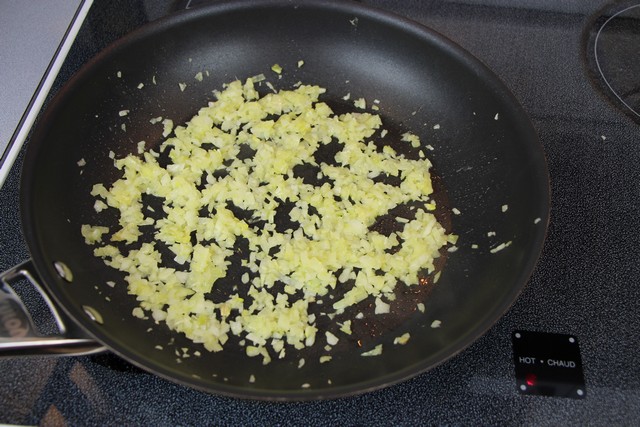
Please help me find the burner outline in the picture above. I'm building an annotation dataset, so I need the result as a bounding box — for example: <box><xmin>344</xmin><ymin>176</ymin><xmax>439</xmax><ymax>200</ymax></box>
<box><xmin>593</xmin><ymin>3</ymin><xmax>640</xmax><ymax>119</ymax></box>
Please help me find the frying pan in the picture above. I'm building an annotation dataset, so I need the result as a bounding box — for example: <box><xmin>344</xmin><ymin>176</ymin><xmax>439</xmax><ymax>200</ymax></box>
<box><xmin>0</xmin><ymin>0</ymin><xmax>549</xmax><ymax>400</ymax></box>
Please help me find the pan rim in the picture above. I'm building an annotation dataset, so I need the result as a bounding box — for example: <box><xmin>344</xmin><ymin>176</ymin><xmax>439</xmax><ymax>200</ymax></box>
<box><xmin>20</xmin><ymin>0</ymin><xmax>550</xmax><ymax>401</ymax></box>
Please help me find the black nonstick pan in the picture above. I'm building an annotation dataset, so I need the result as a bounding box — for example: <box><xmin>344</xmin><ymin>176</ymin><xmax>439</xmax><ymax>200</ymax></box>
<box><xmin>0</xmin><ymin>0</ymin><xmax>549</xmax><ymax>400</ymax></box>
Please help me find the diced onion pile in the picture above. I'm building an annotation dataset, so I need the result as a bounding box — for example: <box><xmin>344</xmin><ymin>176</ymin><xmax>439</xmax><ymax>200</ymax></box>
<box><xmin>82</xmin><ymin>75</ymin><xmax>456</xmax><ymax>363</ymax></box>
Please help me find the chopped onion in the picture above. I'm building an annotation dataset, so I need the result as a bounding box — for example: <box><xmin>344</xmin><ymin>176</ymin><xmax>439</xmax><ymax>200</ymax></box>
<box><xmin>83</xmin><ymin>72</ymin><xmax>455</xmax><ymax>363</ymax></box>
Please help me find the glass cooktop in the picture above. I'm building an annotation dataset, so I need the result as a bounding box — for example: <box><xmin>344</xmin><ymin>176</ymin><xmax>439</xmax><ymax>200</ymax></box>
<box><xmin>1</xmin><ymin>1</ymin><xmax>639</xmax><ymax>425</ymax></box>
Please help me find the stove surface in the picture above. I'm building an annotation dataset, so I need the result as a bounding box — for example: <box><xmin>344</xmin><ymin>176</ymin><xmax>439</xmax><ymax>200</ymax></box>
<box><xmin>1</xmin><ymin>1</ymin><xmax>639</xmax><ymax>425</ymax></box>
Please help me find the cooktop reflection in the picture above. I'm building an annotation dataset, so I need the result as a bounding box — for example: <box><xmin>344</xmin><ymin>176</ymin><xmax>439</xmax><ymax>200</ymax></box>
<box><xmin>585</xmin><ymin>1</ymin><xmax>640</xmax><ymax>123</ymax></box>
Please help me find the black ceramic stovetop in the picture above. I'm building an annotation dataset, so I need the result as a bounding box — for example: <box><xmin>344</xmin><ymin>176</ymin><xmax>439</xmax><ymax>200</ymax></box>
<box><xmin>1</xmin><ymin>1</ymin><xmax>638</xmax><ymax>425</ymax></box>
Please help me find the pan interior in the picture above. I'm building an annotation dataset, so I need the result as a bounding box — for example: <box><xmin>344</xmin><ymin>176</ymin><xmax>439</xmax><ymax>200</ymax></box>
<box><xmin>22</xmin><ymin>0</ymin><xmax>548</xmax><ymax>399</ymax></box>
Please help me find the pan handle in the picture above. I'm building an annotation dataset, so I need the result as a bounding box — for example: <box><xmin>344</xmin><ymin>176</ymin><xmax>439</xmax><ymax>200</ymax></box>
<box><xmin>0</xmin><ymin>260</ymin><xmax>106</xmax><ymax>357</ymax></box>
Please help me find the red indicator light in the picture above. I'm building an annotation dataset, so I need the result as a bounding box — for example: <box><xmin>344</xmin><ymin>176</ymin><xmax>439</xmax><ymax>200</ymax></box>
<box><xmin>525</xmin><ymin>373</ymin><xmax>537</xmax><ymax>387</ymax></box>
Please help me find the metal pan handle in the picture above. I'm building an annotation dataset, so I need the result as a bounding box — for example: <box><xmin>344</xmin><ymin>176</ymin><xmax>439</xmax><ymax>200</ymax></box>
<box><xmin>0</xmin><ymin>260</ymin><xmax>106</xmax><ymax>357</ymax></box>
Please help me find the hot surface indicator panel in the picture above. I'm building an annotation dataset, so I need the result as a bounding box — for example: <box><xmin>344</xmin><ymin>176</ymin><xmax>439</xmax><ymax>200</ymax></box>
<box><xmin>512</xmin><ymin>330</ymin><xmax>586</xmax><ymax>399</ymax></box>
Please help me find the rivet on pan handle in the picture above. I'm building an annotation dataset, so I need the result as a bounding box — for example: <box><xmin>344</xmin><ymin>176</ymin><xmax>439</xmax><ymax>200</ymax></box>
<box><xmin>0</xmin><ymin>260</ymin><xmax>106</xmax><ymax>357</ymax></box>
